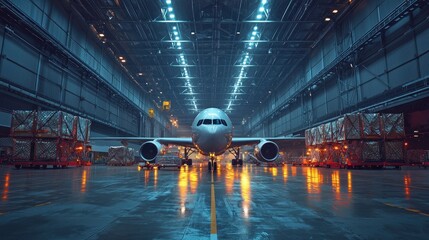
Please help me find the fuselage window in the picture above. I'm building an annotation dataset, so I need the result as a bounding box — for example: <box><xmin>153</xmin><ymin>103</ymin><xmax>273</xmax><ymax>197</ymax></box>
<box><xmin>213</xmin><ymin>119</ymin><xmax>221</xmax><ymax>125</ymax></box>
<box><xmin>221</xmin><ymin>119</ymin><xmax>227</xmax><ymax>126</ymax></box>
<box><xmin>203</xmin><ymin>119</ymin><xmax>212</xmax><ymax>125</ymax></box>
<box><xmin>197</xmin><ymin>119</ymin><xmax>203</xmax><ymax>126</ymax></box>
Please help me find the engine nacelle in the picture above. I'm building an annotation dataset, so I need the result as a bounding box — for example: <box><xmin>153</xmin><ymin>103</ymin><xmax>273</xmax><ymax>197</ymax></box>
<box><xmin>139</xmin><ymin>141</ymin><xmax>162</xmax><ymax>162</ymax></box>
<box><xmin>254</xmin><ymin>140</ymin><xmax>279</xmax><ymax>162</ymax></box>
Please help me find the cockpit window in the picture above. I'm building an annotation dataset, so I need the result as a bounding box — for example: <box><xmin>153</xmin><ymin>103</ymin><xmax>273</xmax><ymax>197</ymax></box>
<box><xmin>197</xmin><ymin>120</ymin><xmax>203</xmax><ymax>126</ymax></box>
<box><xmin>213</xmin><ymin>119</ymin><xmax>221</xmax><ymax>125</ymax></box>
<box><xmin>221</xmin><ymin>119</ymin><xmax>227</xmax><ymax>126</ymax></box>
<box><xmin>203</xmin><ymin>119</ymin><xmax>212</xmax><ymax>125</ymax></box>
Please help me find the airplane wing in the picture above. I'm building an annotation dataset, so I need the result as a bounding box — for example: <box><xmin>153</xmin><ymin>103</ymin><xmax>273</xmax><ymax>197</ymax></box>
<box><xmin>230</xmin><ymin>136</ymin><xmax>305</xmax><ymax>148</ymax></box>
<box><xmin>90</xmin><ymin>137</ymin><xmax>195</xmax><ymax>148</ymax></box>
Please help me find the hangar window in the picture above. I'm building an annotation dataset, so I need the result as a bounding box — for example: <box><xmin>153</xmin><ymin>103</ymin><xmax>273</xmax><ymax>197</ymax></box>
<box><xmin>203</xmin><ymin>119</ymin><xmax>212</xmax><ymax>125</ymax></box>
<box><xmin>221</xmin><ymin>120</ymin><xmax>227</xmax><ymax>126</ymax></box>
<box><xmin>213</xmin><ymin>119</ymin><xmax>221</xmax><ymax>125</ymax></box>
<box><xmin>197</xmin><ymin>120</ymin><xmax>203</xmax><ymax>126</ymax></box>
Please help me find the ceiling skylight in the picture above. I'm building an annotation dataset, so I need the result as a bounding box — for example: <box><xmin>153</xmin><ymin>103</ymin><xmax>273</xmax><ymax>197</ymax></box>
<box><xmin>162</xmin><ymin>0</ymin><xmax>197</xmax><ymax>111</ymax></box>
<box><xmin>226</xmin><ymin>0</ymin><xmax>270</xmax><ymax>111</ymax></box>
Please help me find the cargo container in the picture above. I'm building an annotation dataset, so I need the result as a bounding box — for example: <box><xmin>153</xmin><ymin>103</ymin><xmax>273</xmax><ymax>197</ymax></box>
<box><xmin>382</xmin><ymin>113</ymin><xmax>405</xmax><ymax>139</ymax></box>
<box><xmin>76</xmin><ymin>117</ymin><xmax>91</xmax><ymax>142</ymax></box>
<box><xmin>35</xmin><ymin>111</ymin><xmax>75</xmax><ymax>139</ymax></box>
<box><xmin>107</xmin><ymin>146</ymin><xmax>135</xmax><ymax>166</ymax></box>
<box><xmin>361</xmin><ymin>113</ymin><xmax>382</xmax><ymax>139</ymax></box>
<box><xmin>10</xmin><ymin>110</ymin><xmax>37</xmax><ymax>137</ymax></box>
<box><xmin>383</xmin><ymin>141</ymin><xmax>405</xmax><ymax>163</ymax></box>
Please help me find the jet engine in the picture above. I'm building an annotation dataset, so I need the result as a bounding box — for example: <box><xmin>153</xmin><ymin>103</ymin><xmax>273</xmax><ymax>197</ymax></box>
<box><xmin>254</xmin><ymin>140</ymin><xmax>279</xmax><ymax>162</ymax></box>
<box><xmin>139</xmin><ymin>141</ymin><xmax>162</xmax><ymax>162</ymax></box>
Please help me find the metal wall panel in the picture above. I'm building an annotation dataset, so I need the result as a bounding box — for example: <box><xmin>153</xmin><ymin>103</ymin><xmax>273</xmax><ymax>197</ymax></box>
<box><xmin>389</xmin><ymin>61</ymin><xmax>419</xmax><ymax>88</ymax></box>
<box><xmin>386</xmin><ymin>39</ymin><xmax>415</xmax><ymax>70</ymax></box>
<box><xmin>420</xmin><ymin>52</ymin><xmax>429</xmax><ymax>78</ymax></box>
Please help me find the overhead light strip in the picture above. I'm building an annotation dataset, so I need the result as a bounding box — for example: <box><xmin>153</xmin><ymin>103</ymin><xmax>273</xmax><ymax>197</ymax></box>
<box><xmin>226</xmin><ymin>0</ymin><xmax>270</xmax><ymax>111</ymax></box>
<box><xmin>163</xmin><ymin>0</ymin><xmax>198</xmax><ymax>111</ymax></box>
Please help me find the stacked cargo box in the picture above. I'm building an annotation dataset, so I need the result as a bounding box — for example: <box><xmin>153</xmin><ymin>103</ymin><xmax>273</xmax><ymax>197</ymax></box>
<box><xmin>106</xmin><ymin>146</ymin><xmax>135</xmax><ymax>166</ymax></box>
<box><xmin>305</xmin><ymin>113</ymin><xmax>405</xmax><ymax>168</ymax></box>
<box><xmin>10</xmin><ymin>110</ymin><xmax>91</xmax><ymax>169</ymax></box>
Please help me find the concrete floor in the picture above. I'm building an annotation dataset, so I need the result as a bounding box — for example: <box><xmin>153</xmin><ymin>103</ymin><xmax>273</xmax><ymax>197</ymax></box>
<box><xmin>0</xmin><ymin>163</ymin><xmax>428</xmax><ymax>240</ymax></box>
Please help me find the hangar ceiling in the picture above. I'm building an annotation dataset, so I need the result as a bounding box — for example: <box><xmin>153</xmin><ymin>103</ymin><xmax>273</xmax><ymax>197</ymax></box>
<box><xmin>69</xmin><ymin>0</ymin><xmax>353</xmax><ymax>126</ymax></box>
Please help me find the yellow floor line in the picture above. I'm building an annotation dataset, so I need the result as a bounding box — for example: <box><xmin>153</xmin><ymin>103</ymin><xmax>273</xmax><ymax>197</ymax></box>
<box><xmin>210</xmin><ymin>171</ymin><xmax>218</xmax><ymax>240</ymax></box>
<box><xmin>384</xmin><ymin>203</ymin><xmax>429</xmax><ymax>217</ymax></box>
<box><xmin>35</xmin><ymin>202</ymin><xmax>51</xmax><ymax>207</ymax></box>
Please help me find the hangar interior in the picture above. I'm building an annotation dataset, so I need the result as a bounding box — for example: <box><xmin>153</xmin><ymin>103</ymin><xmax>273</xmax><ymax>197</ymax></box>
<box><xmin>1</xmin><ymin>1</ymin><xmax>429</xmax><ymax>239</ymax></box>
<box><xmin>0</xmin><ymin>0</ymin><xmax>428</xmax><ymax>161</ymax></box>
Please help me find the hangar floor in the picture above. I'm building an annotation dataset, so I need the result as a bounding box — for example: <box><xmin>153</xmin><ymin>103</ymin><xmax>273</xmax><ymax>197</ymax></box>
<box><xmin>0</xmin><ymin>164</ymin><xmax>428</xmax><ymax>240</ymax></box>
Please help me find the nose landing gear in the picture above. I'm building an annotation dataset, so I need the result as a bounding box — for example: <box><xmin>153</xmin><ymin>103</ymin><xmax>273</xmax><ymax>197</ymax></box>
<box><xmin>208</xmin><ymin>154</ymin><xmax>217</xmax><ymax>171</ymax></box>
<box><xmin>229</xmin><ymin>147</ymin><xmax>243</xmax><ymax>166</ymax></box>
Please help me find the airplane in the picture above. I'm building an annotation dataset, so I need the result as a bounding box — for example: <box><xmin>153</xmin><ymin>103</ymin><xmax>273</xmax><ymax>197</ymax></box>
<box><xmin>92</xmin><ymin>108</ymin><xmax>304</xmax><ymax>171</ymax></box>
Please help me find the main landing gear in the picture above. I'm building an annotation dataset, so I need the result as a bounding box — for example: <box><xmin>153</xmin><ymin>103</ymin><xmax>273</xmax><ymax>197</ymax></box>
<box><xmin>181</xmin><ymin>147</ymin><xmax>195</xmax><ymax>166</ymax></box>
<box><xmin>208</xmin><ymin>155</ymin><xmax>217</xmax><ymax>171</ymax></box>
<box><xmin>229</xmin><ymin>147</ymin><xmax>243</xmax><ymax>166</ymax></box>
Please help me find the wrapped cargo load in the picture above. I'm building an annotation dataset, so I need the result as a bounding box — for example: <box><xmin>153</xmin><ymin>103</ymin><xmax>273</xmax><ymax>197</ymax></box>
<box><xmin>35</xmin><ymin>111</ymin><xmax>75</xmax><ymax>139</ymax></box>
<box><xmin>344</xmin><ymin>141</ymin><xmax>381</xmax><ymax>164</ymax></box>
<box><xmin>308</xmin><ymin>148</ymin><xmax>323</xmax><ymax>164</ymax></box>
<box><xmin>331</xmin><ymin>120</ymin><xmax>339</xmax><ymax>143</ymax></box>
<box><xmin>324</xmin><ymin>122</ymin><xmax>334</xmax><ymax>143</ymax></box>
<box><xmin>34</xmin><ymin>139</ymin><xmax>73</xmax><ymax>162</ymax></box>
<box><xmin>337</xmin><ymin>114</ymin><xmax>361</xmax><ymax>141</ymax></box>
<box><xmin>107</xmin><ymin>146</ymin><xmax>134</xmax><ymax>166</ymax></box>
<box><xmin>10</xmin><ymin>110</ymin><xmax>37</xmax><ymax>137</ymax></box>
<box><xmin>361</xmin><ymin>113</ymin><xmax>382</xmax><ymax>139</ymax></box>
<box><xmin>12</xmin><ymin>138</ymin><xmax>33</xmax><ymax>161</ymax></box>
<box><xmin>305</xmin><ymin>129</ymin><xmax>311</xmax><ymax>146</ymax></box>
<box><xmin>406</xmin><ymin>150</ymin><xmax>427</xmax><ymax>164</ymax></box>
<box><xmin>383</xmin><ymin>141</ymin><xmax>404</xmax><ymax>162</ymax></box>
<box><xmin>310</xmin><ymin>128</ymin><xmax>317</xmax><ymax>146</ymax></box>
<box><xmin>315</xmin><ymin>125</ymin><xmax>324</xmax><ymax>145</ymax></box>
<box><xmin>382</xmin><ymin>113</ymin><xmax>405</xmax><ymax>139</ymax></box>
<box><xmin>76</xmin><ymin>117</ymin><xmax>91</xmax><ymax>142</ymax></box>
<box><xmin>361</xmin><ymin>141</ymin><xmax>382</xmax><ymax>162</ymax></box>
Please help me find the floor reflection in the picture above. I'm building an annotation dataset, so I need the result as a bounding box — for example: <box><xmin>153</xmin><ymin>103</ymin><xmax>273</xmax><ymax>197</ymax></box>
<box><xmin>347</xmin><ymin>171</ymin><xmax>352</xmax><ymax>193</ymax></box>
<box><xmin>282</xmin><ymin>165</ymin><xmax>288</xmax><ymax>183</ymax></box>
<box><xmin>177</xmin><ymin>166</ymin><xmax>200</xmax><ymax>216</ymax></box>
<box><xmin>81</xmin><ymin>169</ymin><xmax>87</xmax><ymax>193</ymax></box>
<box><xmin>240</xmin><ymin>165</ymin><xmax>251</xmax><ymax>219</ymax></box>
<box><xmin>404</xmin><ymin>175</ymin><xmax>411</xmax><ymax>199</ymax></box>
<box><xmin>306</xmin><ymin>167</ymin><xmax>323</xmax><ymax>194</ymax></box>
<box><xmin>331</xmin><ymin>170</ymin><xmax>340</xmax><ymax>200</ymax></box>
<box><xmin>2</xmin><ymin>173</ymin><xmax>10</xmax><ymax>201</ymax></box>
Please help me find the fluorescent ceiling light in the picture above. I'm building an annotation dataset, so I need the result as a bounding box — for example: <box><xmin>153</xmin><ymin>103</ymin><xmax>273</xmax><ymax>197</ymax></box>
<box><xmin>256</xmin><ymin>14</ymin><xmax>262</xmax><ymax>19</ymax></box>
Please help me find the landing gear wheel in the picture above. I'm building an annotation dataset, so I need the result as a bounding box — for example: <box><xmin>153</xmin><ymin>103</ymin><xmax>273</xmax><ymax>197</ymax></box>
<box><xmin>187</xmin><ymin>159</ymin><xmax>193</xmax><ymax>166</ymax></box>
<box><xmin>232</xmin><ymin>159</ymin><xmax>237</xmax><ymax>166</ymax></box>
<box><xmin>213</xmin><ymin>162</ymin><xmax>217</xmax><ymax>171</ymax></box>
<box><xmin>238</xmin><ymin>159</ymin><xmax>243</xmax><ymax>166</ymax></box>
<box><xmin>208</xmin><ymin>162</ymin><xmax>212</xmax><ymax>171</ymax></box>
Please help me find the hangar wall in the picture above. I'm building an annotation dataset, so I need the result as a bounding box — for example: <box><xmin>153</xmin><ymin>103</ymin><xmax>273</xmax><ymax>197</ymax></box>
<box><xmin>245</xmin><ymin>0</ymin><xmax>429</xmax><ymax>137</ymax></box>
<box><xmin>0</xmin><ymin>0</ymin><xmax>170</xmax><ymax>137</ymax></box>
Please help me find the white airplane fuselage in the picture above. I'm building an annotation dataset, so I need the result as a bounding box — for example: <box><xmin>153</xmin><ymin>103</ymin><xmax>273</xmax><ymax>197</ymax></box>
<box><xmin>191</xmin><ymin>108</ymin><xmax>233</xmax><ymax>156</ymax></box>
